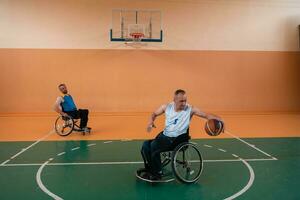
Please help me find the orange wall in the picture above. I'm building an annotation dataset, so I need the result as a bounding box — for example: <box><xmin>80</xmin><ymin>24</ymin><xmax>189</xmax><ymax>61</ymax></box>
<box><xmin>0</xmin><ymin>49</ymin><xmax>299</xmax><ymax>113</ymax></box>
<box><xmin>1</xmin><ymin>0</ymin><xmax>300</xmax><ymax>51</ymax></box>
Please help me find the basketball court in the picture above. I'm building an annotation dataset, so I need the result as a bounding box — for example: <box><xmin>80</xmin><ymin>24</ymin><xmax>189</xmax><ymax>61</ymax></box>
<box><xmin>1</xmin><ymin>1</ymin><xmax>300</xmax><ymax>200</ymax></box>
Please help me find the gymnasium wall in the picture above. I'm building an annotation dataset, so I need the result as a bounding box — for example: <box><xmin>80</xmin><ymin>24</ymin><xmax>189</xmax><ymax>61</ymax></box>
<box><xmin>0</xmin><ymin>0</ymin><xmax>300</xmax><ymax>113</ymax></box>
<box><xmin>1</xmin><ymin>0</ymin><xmax>299</xmax><ymax>50</ymax></box>
<box><xmin>1</xmin><ymin>49</ymin><xmax>299</xmax><ymax>113</ymax></box>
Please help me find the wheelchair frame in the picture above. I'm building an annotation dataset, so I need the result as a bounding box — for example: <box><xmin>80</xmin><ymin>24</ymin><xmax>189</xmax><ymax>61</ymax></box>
<box><xmin>137</xmin><ymin>140</ymin><xmax>203</xmax><ymax>184</ymax></box>
<box><xmin>161</xmin><ymin>141</ymin><xmax>203</xmax><ymax>183</ymax></box>
<box><xmin>54</xmin><ymin>115</ymin><xmax>87</xmax><ymax>136</ymax></box>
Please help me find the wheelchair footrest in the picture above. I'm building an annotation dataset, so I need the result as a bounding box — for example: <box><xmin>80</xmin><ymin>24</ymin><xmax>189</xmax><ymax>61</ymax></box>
<box><xmin>136</xmin><ymin>169</ymin><xmax>175</xmax><ymax>183</ymax></box>
<box><xmin>73</xmin><ymin>127</ymin><xmax>91</xmax><ymax>134</ymax></box>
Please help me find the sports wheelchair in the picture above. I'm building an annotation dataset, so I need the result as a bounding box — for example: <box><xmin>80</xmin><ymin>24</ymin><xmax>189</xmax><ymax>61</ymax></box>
<box><xmin>137</xmin><ymin>132</ymin><xmax>203</xmax><ymax>184</ymax></box>
<box><xmin>54</xmin><ymin>115</ymin><xmax>90</xmax><ymax>136</ymax></box>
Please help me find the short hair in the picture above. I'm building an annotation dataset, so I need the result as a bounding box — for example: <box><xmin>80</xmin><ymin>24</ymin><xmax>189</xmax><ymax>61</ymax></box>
<box><xmin>174</xmin><ymin>89</ymin><xmax>186</xmax><ymax>96</ymax></box>
<box><xmin>58</xmin><ymin>83</ymin><xmax>65</xmax><ymax>88</ymax></box>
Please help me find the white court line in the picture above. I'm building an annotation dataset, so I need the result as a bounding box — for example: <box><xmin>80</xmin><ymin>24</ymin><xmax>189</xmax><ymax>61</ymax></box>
<box><xmin>1</xmin><ymin>160</ymin><xmax>10</xmax><ymax>166</ymax></box>
<box><xmin>87</xmin><ymin>143</ymin><xmax>96</xmax><ymax>147</ymax></box>
<box><xmin>103</xmin><ymin>141</ymin><xmax>113</xmax><ymax>144</ymax></box>
<box><xmin>37</xmin><ymin>142</ymin><xmax>98</xmax><ymax>200</ymax></box>
<box><xmin>218</xmin><ymin>148</ymin><xmax>227</xmax><ymax>152</ymax></box>
<box><xmin>71</xmin><ymin>147</ymin><xmax>80</xmax><ymax>151</ymax></box>
<box><xmin>200</xmin><ymin>118</ymin><xmax>277</xmax><ymax>159</ymax></box>
<box><xmin>204</xmin><ymin>144</ymin><xmax>212</xmax><ymax>148</ymax></box>
<box><xmin>1</xmin><ymin>158</ymin><xmax>277</xmax><ymax>167</ymax></box>
<box><xmin>57</xmin><ymin>152</ymin><xmax>65</xmax><ymax>156</ymax></box>
<box><xmin>223</xmin><ymin>159</ymin><xmax>255</xmax><ymax>200</ymax></box>
<box><xmin>0</xmin><ymin>130</ymin><xmax>54</xmax><ymax>166</ymax></box>
<box><xmin>36</xmin><ymin>160</ymin><xmax>63</xmax><ymax>200</ymax></box>
<box><xmin>207</xmin><ymin>158</ymin><xmax>276</xmax><ymax>162</ymax></box>
<box><xmin>121</xmin><ymin>139</ymin><xmax>132</xmax><ymax>141</ymax></box>
<box><xmin>232</xmin><ymin>154</ymin><xmax>239</xmax><ymax>158</ymax></box>
<box><xmin>225</xmin><ymin>130</ymin><xmax>277</xmax><ymax>159</ymax></box>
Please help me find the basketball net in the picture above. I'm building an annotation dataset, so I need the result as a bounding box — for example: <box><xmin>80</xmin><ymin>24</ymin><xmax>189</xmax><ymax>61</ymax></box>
<box><xmin>125</xmin><ymin>32</ymin><xmax>147</xmax><ymax>48</ymax></box>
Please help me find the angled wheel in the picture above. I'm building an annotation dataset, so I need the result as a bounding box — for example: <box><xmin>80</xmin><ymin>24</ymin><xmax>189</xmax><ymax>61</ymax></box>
<box><xmin>171</xmin><ymin>142</ymin><xmax>203</xmax><ymax>183</ymax></box>
<box><xmin>55</xmin><ymin>116</ymin><xmax>74</xmax><ymax>136</ymax></box>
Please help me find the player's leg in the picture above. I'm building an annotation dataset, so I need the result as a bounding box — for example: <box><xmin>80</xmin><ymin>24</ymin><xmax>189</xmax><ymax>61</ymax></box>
<box><xmin>78</xmin><ymin>109</ymin><xmax>89</xmax><ymax>129</ymax></box>
<box><xmin>150</xmin><ymin>133</ymin><xmax>173</xmax><ymax>179</ymax></box>
<box><xmin>141</xmin><ymin>140</ymin><xmax>152</xmax><ymax>170</ymax></box>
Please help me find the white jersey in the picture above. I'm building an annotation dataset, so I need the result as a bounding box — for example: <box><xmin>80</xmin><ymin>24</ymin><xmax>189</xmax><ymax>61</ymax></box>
<box><xmin>163</xmin><ymin>102</ymin><xmax>192</xmax><ymax>137</ymax></box>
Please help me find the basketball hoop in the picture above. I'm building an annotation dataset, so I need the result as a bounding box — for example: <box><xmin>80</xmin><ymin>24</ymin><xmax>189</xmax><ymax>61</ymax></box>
<box><xmin>129</xmin><ymin>32</ymin><xmax>144</xmax><ymax>42</ymax></box>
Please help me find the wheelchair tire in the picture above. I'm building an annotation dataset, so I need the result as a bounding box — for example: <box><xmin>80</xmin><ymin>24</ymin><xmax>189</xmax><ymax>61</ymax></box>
<box><xmin>55</xmin><ymin>116</ymin><xmax>74</xmax><ymax>136</ymax></box>
<box><xmin>171</xmin><ymin>142</ymin><xmax>203</xmax><ymax>183</ymax></box>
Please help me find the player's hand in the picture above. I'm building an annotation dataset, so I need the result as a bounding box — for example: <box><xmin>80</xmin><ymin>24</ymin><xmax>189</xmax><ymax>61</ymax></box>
<box><xmin>147</xmin><ymin>123</ymin><xmax>156</xmax><ymax>132</ymax></box>
<box><xmin>208</xmin><ymin>115</ymin><xmax>223</xmax><ymax>122</ymax></box>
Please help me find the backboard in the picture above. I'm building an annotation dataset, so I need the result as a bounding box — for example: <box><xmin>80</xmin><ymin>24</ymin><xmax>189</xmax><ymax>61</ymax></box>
<box><xmin>110</xmin><ymin>9</ymin><xmax>163</xmax><ymax>42</ymax></box>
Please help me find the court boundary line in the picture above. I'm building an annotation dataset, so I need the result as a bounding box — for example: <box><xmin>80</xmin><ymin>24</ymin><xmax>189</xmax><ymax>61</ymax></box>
<box><xmin>224</xmin><ymin>158</ymin><xmax>255</xmax><ymax>200</ymax></box>
<box><xmin>224</xmin><ymin>130</ymin><xmax>278</xmax><ymax>160</ymax></box>
<box><xmin>1</xmin><ymin>139</ymin><xmax>266</xmax><ymax>200</ymax></box>
<box><xmin>32</xmin><ymin>142</ymin><xmax>260</xmax><ymax>200</ymax></box>
<box><xmin>200</xmin><ymin>118</ymin><xmax>277</xmax><ymax>160</ymax></box>
<box><xmin>0</xmin><ymin>130</ymin><xmax>54</xmax><ymax>166</ymax></box>
<box><xmin>0</xmin><ymin>158</ymin><xmax>276</xmax><ymax>167</ymax></box>
<box><xmin>36</xmin><ymin>159</ymin><xmax>63</xmax><ymax>200</ymax></box>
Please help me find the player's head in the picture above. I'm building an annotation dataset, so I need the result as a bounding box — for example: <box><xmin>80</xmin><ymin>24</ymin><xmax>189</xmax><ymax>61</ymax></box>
<box><xmin>58</xmin><ymin>83</ymin><xmax>68</xmax><ymax>94</ymax></box>
<box><xmin>174</xmin><ymin>89</ymin><xmax>187</xmax><ymax>110</ymax></box>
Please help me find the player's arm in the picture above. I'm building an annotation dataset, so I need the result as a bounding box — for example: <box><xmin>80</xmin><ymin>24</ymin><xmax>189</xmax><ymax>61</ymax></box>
<box><xmin>147</xmin><ymin>104</ymin><xmax>167</xmax><ymax>132</ymax></box>
<box><xmin>191</xmin><ymin>107</ymin><xmax>223</xmax><ymax>122</ymax></box>
<box><xmin>53</xmin><ymin>97</ymin><xmax>68</xmax><ymax>117</ymax></box>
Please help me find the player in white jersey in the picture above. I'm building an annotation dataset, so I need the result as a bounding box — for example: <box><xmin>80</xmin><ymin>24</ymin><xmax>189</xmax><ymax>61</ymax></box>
<box><xmin>139</xmin><ymin>89</ymin><xmax>223</xmax><ymax>180</ymax></box>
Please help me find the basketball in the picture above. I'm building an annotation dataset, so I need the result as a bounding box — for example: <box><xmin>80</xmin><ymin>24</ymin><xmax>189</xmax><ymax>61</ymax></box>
<box><xmin>205</xmin><ymin>119</ymin><xmax>224</xmax><ymax>136</ymax></box>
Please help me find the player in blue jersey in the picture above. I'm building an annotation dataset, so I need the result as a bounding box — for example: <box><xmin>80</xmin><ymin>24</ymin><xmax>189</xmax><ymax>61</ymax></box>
<box><xmin>53</xmin><ymin>83</ymin><xmax>91</xmax><ymax>133</ymax></box>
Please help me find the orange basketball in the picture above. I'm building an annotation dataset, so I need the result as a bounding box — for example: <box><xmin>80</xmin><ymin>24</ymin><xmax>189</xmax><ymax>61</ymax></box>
<box><xmin>205</xmin><ymin>119</ymin><xmax>224</xmax><ymax>136</ymax></box>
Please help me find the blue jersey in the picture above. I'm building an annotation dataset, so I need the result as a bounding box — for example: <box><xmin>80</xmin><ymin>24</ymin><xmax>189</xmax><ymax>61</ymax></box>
<box><xmin>61</xmin><ymin>95</ymin><xmax>77</xmax><ymax>112</ymax></box>
<box><xmin>163</xmin><ymin>102</ymin><xmax>192</xmax><ymax>137</ymax></box>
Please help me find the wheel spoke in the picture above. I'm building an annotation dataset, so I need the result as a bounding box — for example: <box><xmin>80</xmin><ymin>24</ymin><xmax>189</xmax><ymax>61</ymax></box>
<box><xmin>55</xmin><ymin>116</ymin><xmax>74</xmax><ymax>136</ymax></box>
<box><xmin>172</xmin><ymin>143</ymin><xmax>203</xmax><ymax>183</ymax></box>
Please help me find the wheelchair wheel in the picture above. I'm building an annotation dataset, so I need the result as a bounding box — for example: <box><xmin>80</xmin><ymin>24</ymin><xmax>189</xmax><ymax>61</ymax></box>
<box><xmin>55</xmin><ymin>116</ymin><xmax>74</xmax><ymax>136</ymax></box>
<box><xmin>171</xmin><ymin>142</ymin><xmax>203</xmax><ymax>183</ymax></box>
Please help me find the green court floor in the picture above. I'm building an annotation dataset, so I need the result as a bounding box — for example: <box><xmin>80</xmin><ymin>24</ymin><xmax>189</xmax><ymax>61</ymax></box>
<box><xmin>0</xmin><ymin>137</ymin><xmax>299</xmax><ymax>200</ymax></box>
